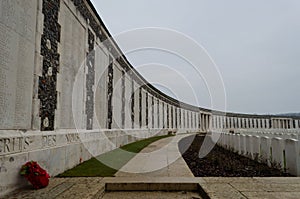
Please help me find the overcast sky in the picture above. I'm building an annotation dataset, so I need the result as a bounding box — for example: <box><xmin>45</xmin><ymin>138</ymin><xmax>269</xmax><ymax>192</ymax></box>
<box><xmin>91</xmin><ymin>0</ymin><xmax>300</xmax><ymax>114</ymax></box>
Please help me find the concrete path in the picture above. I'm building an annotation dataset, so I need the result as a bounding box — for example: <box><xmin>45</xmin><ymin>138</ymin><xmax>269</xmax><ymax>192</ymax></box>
<box><xmin>115</xmin><ymin>133</ymin><xmax>195</xmax><ymax>177</ymax></box>
<box><xmin>5</xmin><ymin>134</ymin><xmax>300</xmax><ymax>199</ymax></box>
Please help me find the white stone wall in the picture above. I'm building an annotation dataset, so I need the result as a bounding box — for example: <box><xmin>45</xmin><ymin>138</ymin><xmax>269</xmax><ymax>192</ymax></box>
<box><xmin>0</xmin><ymin>128</ymin><xmax>168</xmax><ymax>196</ymax></box>
<box><xmin>57</xmin><ymin>2</ymin><xmax>87</xmax><ymax>129</ymax></box>
<box><xmin>112</xmin><ymin>64</ymin><xmax>122</xmax><ymax>129</ymax></box>
<box><xmin>94</xmin><ymin>43</ymin><xmax>109</xmax><ymax>129</ymax></box>
<box><xmin>0</xmin><ymin>0</ymin><xmax>37</xmax><ymax>130</ymax></box>
<box><xmin>124</xmin><ymin>74</ymin><xmax>132</xmax><ymax>129</ymax></box>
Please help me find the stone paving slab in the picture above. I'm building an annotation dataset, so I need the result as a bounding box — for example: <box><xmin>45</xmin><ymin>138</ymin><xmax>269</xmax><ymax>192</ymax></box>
<box><xmin>201</xmin><ymin>177</ymin><xmax>300</xmax><ymax>199</ymax></box>
<box><xmin>102</xmin><ymin>191</ymin><xmax>202</xmax><ymax>199</ymax></box>
<box><xmin>4</xmin><ymin>177</ymin><xmax>105</xmax><ymax>199</ymax></box>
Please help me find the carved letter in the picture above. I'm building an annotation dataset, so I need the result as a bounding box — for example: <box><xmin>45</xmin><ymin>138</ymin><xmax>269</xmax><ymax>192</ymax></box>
<box><xmin>4</xmin><ymin>139</ymin><xmax>10</xmax><ymax>153</ymax></box>
<box><xmin>42</xmin><ymin>136</ymin><xmax>48</xmax><ymax>147</ymax></box>
<box><xmin>24</xmin><ymin>137</ymin><xmax>30</xmax><ymax>149</ymax></box>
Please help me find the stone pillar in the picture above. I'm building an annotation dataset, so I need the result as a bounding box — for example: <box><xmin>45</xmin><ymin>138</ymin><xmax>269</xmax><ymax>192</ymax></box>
<box><xmin>195</xmin><ymin>112</ymin><xmax>199</xmax><ymax>129</ymax></box>
<box><xmin>266</xmin><ymin>119</ymin><xmax>269</xmax><ymax>128</ymax></box>
<box><xmin>151</xmin><ymin>96</ymin><xmax>155</xmax><ymax>128</ymax></box>
<box><xmin>157</xmin><ymin>99</ymin><xmax>160</xmax><ymax>128</ymax></box>
<box><xmin>261</xmin><ymin>119</ymin><xmax>265</xmax><ymax>129</ymax></box>
<box><xmin>139</xmin><ymin>88</ymin><xmax>142</xmax><ymax>128</ymax></box>
<box><xmin>203</xmin><ymin>114</ymin><xmax>206</xmax><ymax>130</ymax></box>
<box><xmin>153</xmin><ymin>98</ymin><xmax>157</xmax><ymax>128</ymax></box>
<box><xmin>249</xmin><ymin>118</ymin><xmax>253</xmax><ymax>128</ymax></box>
<box><xmin>191</xmin><ymin>112</ymin><xmax>193</xmax><ymax>129</ymax></box>
<box><xmin>253</xmin><ymin>119</ymin><xmax>257</xmax><ymax>129</ymax></box>
<box><xmin>216</xmin><ymin>115</ymin><xmax>219</xmax><ymax>129</ymax></box>
<box><xmin>169</xmin><ymin>105</ymin><xmax>172</xmax><ymax>129</ymax></box>
<box><xmin>120</xmin><ymin>70</ymin><xmax>125</xmax><ymax>129</ymax></box>
<box><xmin>163</xmin><ymin>102</ymin><xmax>167</xmax><ymax>128</ymax></box>
<box><xmin>166</xmin><ymin>104</ymin><xmax>169</xmax><ymax>129</ymax></box>
<box><xmin>148</xmin><ymin>95</ymin><xmax>153</xmax><ymax>129</ymax></box>
<box><xmin>234</xmin><ymin>117</ymin><xmax>237</xmax><ymax>128</ymax></box>
<box><xmin>141</xmin><ymin>90</ymin><xmax>147</xmax><ymax>128</ymax></box>
<box><xmin>206</xmin><ymin>115</ymin><xmax>209</xmax><ymax>130</ymax></box>
<box><xmin>199</xmin><ymin>113</ymin><xmax>202</xmax><ymax>130</ymax></box>
<box><xmin>257</xmin><ymin>119</ymin><xmax>261</xmax><ymax>129</ymax></box>
<box><xmin>124</xmin><ymin>73</ymin><xmax>131</xmax><ymax>129</ymax></box>
<box><xmin>131</xmin><ymin>79</ymin><xmax>135</xmax><ymax>129</ymax></box>
<box><xmin>289</xmin><ymin>119</ymin><xmax>292</xmax><ymax>129</ymax></box>
<box><xmin>273</xmin><ymin>119</ymin><xmax>277</xmax><ymax>129</ymax></box>
<box><xmin>145</xmin><ymin>93</ymin><xmax>149</xmax><ymax>128</ymax></box>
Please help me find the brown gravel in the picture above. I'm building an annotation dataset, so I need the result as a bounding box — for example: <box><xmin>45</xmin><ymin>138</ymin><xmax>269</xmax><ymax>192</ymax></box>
<box><xmin>179</xmin><ymin>135</ymin><xmax>293</xmax><ymax>177</ymax></box>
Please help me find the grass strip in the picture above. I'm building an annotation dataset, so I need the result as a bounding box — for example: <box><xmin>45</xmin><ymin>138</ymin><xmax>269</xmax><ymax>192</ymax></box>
<box><xmin>58</xmin><ymin>134</ymin><xmax>172</xmax><ymax>177</ymax></box>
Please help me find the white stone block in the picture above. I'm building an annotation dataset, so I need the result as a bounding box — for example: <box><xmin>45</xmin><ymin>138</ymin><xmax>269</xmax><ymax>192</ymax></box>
<box><xmin>245</xmin><ymin>135</ymin><xmax>252</xmax><ymax>158</ymax></box>
<box><xmin>221</xmin><ymin>133</ymin><xmax>226</xmax><ymax>147</ymax></box>
<box><xmin>284</xmin><ymin>139</ymin><xmax>300</xmax><ymax>176</ymax></box>
<box><xmin>233</xmin><ymin>134</ymin><xmax>240</xmax><ymax>153</ymax></box>
<box><xmin>224</xmin><ymin>133</ymin><xmax>229</xmax><ymax>149</ymax></box>
<box><xmin>239</xmin><ymin>134</ymin><xmax>246</xmax><ymax>155</ymax></box>
<box><xmin>260</xmin><ymin>136</ymin><xmax>271</xmax><ymax>164</ymax></box>
<box><xmin>0</xmin><ymin>152</ymin><xmax>28</xmax><ymax>196</ymax></box>
<box><xmin>251</xmin><ymin>136</ymin><xmax>260</xmax><ymax>160</ymax></box>
<box><xmin>229</xmin><ymin>134</ymin><xmax>235</xmax><ymax>150</ymax></box>
<box><xmin>270</xmin><ymin>137</ymin><xmax>285</xmax><ymax>170</ymax></box>
<box><xmin>64</xmin><ymin>144</ymin><xmax>81</xmax><ymax>171</ymax></box>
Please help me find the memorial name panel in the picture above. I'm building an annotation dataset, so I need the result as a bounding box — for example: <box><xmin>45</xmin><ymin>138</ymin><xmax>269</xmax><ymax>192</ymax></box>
<box><xmin>0</xmin><ymin>0</ymin><xmax>37</xmax><ymax>129</ymax></box>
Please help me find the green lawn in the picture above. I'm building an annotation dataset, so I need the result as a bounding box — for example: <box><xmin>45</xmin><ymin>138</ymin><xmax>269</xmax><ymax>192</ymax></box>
<box><xmin>58</xmin><ymin>134</ymin><xmax>172</xmax><ymax>177</ymax></box>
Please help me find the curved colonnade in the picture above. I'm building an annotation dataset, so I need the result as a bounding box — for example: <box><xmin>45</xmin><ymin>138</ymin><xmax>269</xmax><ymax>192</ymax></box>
<box><xmin>0</xmin><ymin>0</ymin><xmax>300</xmax><ymax>195</ymax></box>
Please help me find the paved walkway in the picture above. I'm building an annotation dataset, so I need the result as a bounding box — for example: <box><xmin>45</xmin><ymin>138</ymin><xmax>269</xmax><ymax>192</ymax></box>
<box><xmin>5</xmin><ymin>134</ymin><xmax>300</xmax><ymax>199</ymax></box>
<box><xmin>115</xmin><ymin>133</ymin><xmax>194</xmax><ymax>177</ymax></box>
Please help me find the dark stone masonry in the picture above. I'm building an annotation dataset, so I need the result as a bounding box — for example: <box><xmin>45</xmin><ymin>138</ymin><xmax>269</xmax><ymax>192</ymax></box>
<box><xmin>85</xmin><ymin>30</ymin><xmax>95</xmax><ymax>130</ymax></box>
<box><xmin>39</xmin><ymin>0</ymin><xmax>61</xmax><ymax>131</ymax></box>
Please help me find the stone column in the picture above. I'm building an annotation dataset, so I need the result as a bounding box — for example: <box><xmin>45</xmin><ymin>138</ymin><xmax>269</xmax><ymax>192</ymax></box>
<box><xmin>141</xmin><ymin>90</ymin><xmax>146</xmax><ymax>128</ymax></box>
<box><xmin>199</xmin><ymin>113</ymin><xmax>202</xmax><ymax>130</ymax></box>
<box><xmin>238</xmin><ymin>118</ymin><xmax>241</xmax><ymax>129</ymax></box>
<box><xmin>266</xmin><ymin>119</ymin><xmax>270</xmax><ymax>129</ymax></box>
<box><xmin>166</xmin><ymin>104</ymin><xmax>169</xmax><ymax>129</ymax></box>
<box><xmin>249</xmin><ymin>118</ymin><xmax>253</xmax><ymax>128</ymax></box>
<box><xmin>148</xmin><ymin>95</ymin><xmax>153</xmax><ymax>129</ymax></box>
<box><xmin>145</xmin><ymin>93</ymin><xmax>149</xmax><ymax>128</ymax></box>
<box><xmin>195</xmin><ymin>112</ymin><xmax>199</xmax><ymax>129</ymax></box>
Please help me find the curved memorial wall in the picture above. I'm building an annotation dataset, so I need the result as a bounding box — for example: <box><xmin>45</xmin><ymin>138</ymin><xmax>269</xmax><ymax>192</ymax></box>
<box><xmin>0</xmin><ymin>0</ymin><xmax>299</xmax><ymax>195</ymax></box>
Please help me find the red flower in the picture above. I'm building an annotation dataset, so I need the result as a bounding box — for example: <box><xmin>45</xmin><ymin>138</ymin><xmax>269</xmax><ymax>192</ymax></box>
<box><xmin>20</xmin><ymin>161</ymin><xmax>50</xmax><ymax>189</ymax></box>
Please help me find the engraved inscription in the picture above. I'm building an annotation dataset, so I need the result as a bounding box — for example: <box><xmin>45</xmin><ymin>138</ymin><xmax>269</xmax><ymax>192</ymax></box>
<box><xmin>0</xmin><ymin>0</ymin><xmax>37</xmax><ymax>129</ymax></box>
<box><xmin>0</xmin><ymin>137</ymin><xmax>31</xmax><ymax>155</ymax></box>
<box><xmin>42</xmin><ymin>135</ymin><xmax>57</xmax><ymax>148</ymax></box>
<box><xmin>65</xmin><ymin>134</ymin><xmax>80</xmax><ymax>144</ymax></box>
